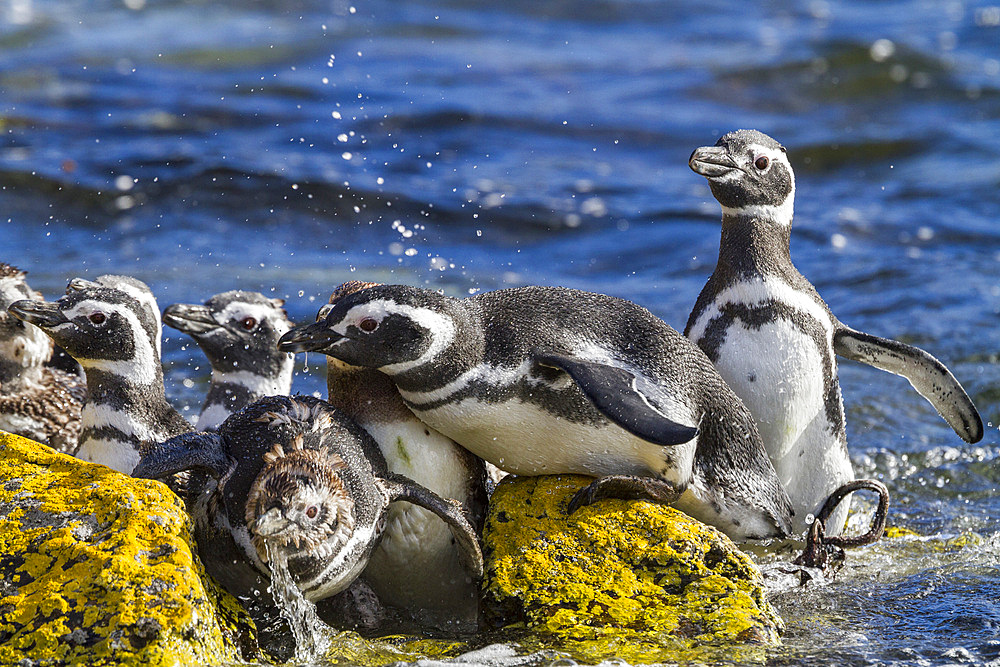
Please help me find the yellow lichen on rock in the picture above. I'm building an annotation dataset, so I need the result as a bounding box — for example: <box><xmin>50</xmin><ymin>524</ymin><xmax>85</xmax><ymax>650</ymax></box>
<box><xmin>482</xmin><ymin>475</ymin><xmax>783</xmax><ymax>663</ymax></box>
<box><xmin>0</xmin><ymin>431</ymin><xmax>257</xmax><ymax>666</ymax></box>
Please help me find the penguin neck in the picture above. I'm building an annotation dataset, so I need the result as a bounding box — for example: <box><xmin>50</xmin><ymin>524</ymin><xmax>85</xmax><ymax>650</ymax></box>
<box><xmin>82</xmin><ymin>366</ymin><xmax>167</xmax><ymax>409</ymax></box>
<box><xmin>326</xmin><ymin>359</ymin><xmax>414</xmax><ymax>426</ymax></box>
<box><xmin>391</xmin><ymin>301</ymin><xmax>484</xmax><ymax>393</ymax></box>
<box><xmin>207</xmin><ymin>360</ymin><xmax>292</xmax><ymax>398</ymax></box>
<box><xmin>716</xmin><ymin>211</ymin><xmax>795</xmax><ymax>282</ymax></box>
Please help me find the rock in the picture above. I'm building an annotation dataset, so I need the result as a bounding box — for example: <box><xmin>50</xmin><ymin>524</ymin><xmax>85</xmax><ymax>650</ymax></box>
<box><xmin>482</xmin><ymin>475</ymin><xmax>784</xmax><ymax>664</ymax></box>
<box><xmin>0</xmin><ymin>431</ymin><xmax>259</xmax><ymax>666</ymax></box>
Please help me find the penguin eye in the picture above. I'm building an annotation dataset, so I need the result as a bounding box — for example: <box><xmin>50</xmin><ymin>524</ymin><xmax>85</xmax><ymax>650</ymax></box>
<box><xmin>89</xmin><ymin>312</ymin><xmax>106</xmax><ymax>325</ymax></box>
<box><xmin>754</xmin><ymin>155</ymin><xmax>770</xmax><ymax>171</ymax></box>
<box><xmin>305</xmin><ymin>506</ymin><xmax>318</xmax><ymax>519</ymax></box>
<box><xmin>358</xmin><ymin>317</ymin><xmax>379</xmax><ymax>333</ymax></box>
<box><xmin>241</xmin><ymin>316</ymin><xmax>257</xmax><ymax>330</ymax></box>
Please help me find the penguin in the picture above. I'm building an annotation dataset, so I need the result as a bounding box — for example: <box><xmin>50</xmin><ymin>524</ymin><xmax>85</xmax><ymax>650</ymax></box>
<box><xmin>131</xmin><ymin>394</ymin><xmax>483</xmax><ymax>620</ymax></box>
<box><xmin>8</xmin><ymin>279</ymin><xmax>192</xmax><ymax>473</ymax></box>
<box><xmin>303</xmin><ymin>281</ymin><xmax>488</xmax><ymax>628</ymax></box>
<box><xmin>686</xmin><ymin>129</ymin><xmax>983</xmax><ymax>534</ymax></box>
<box><xmin>0</xmin><ymin>263</ymin><xmax>85</xmax><ymax>453</ymax></box>
<box><xmin>278</xmin><ymin>283</ymin><xmax>794</xmax><ymax>541</ymax></box>
<box><xmin>68</xmin><ymin>274</ymin><xmax>164</xmax><ymax>358</ymax></box>
<box><xmin>162</xmin><ymin>290</ymin><xmax>294</xmax><ymax>430</ymax></box>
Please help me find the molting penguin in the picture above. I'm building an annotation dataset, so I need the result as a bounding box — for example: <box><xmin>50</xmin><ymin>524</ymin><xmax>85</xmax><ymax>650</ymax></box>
<box><xmin>303</xmin><ymin>281</ymin><xmax>488</xmax><ymax>627</ymax></box>
<box><xmin>162</xmin><ymin>291</ymin><xmax>294</xmax><ymax>430</ymax></box>
<box><xmin>9</xmin><ymin>280</ymin><xmax>191</xmax><ymax>473</ymax></box>
<box><xmin>686</xmin><ymin>129</ymin><xmax>983</xmax><ymax>534</ymax></box>
<box><xmin>279</xmin><ymin>283</ymin><xmax>794</xmax><ymax>541</ymax></box>
<box><xmin>0</xmin><ymin>263</ymin><xmax>85</xmax><ymax>453</ymax></box>
<box><xmin>131</xmin><ymin>395</ymin><xmax>483</xmax><ymax>622</ymax></box>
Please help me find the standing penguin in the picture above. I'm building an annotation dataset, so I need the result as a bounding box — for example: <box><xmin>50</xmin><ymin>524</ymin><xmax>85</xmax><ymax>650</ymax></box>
<box><xmin>162</xmin><ymin>290</ymin><xmax>294</xmax><ymax>430</ymax></box>
<box><xmin>0</xmin><ymin>263</ymin><xmax>84</xmax><ymax>453</ymax></box>
<box><xmin>306</xmin><ymin>281</ymin><xmax>488</xmax><ymax>628</ymax></box>
<box><xmin>686</xmin><ymin>129</ymin><xmax>983</xmax><ymax>534</ymax></box>
<box><xmin>279</xmin><ymin>283</ymin><xmax>794</xmax><ymax>541</ymax></box>
<box><xmin>9</xmin><ymin>280</ymin><xmax>191</xmax><ymax>473</ymax></box>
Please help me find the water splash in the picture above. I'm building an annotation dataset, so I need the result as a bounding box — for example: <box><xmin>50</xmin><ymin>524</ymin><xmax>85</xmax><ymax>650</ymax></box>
<box><xmin>264</xmin><ymin>540</ymin><xmax>332</xmax><ymax>663</ymax></box>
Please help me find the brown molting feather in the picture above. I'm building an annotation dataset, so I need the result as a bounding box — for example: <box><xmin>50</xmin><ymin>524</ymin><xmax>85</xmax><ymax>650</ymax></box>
<box><xmin>0</xmin><ymin>367</ymin><xmax>85</xmax><ymax>454</ymax></box>
<box><xmin>245</xmin><ymin>446</ymin><xmax>352</xmax><ymax>552</ymax></box>
<box><xmin>0</xmin><ymin>264</ymin><xmax>27</xmax><ymax>280</ymax></box>
<box><xmin>254</xmin><ymin>398</ymin><xmax>333</xmax><ymax>434</ymax></box>
<box><xmin>329</xmin><ymin>281</ymin><xmax>381</xmax><ymax>305</ymax></box>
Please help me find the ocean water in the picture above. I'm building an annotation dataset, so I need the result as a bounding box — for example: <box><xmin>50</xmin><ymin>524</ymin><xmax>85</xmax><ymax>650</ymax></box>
<box><xmin>2</xmin><ymin>0</ymin><xmax>999</xmax><ymax>664</ymax></box>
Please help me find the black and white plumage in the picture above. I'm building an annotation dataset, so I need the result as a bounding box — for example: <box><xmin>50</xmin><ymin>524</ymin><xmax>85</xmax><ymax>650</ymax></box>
<box><xmin>686</xmin><ymin>129</ymin><xmax>983</xmax><ymax>534</ymax></box>
<box><xmin>279</xmin><ymin>283</ymin><xmax>794</xmax><ymax>541</ymax></box>
<box><xmin>307</xmin><ymin>281</ymin><xmax>487</xmax><ymax>625</ymax></box>
<box><xmin>0</xmin><ymin>263</ymin><xmax>84</xmax><ymax>453</ymax></box>
<box><xmin>9</xmin><ymin>279</ymin><xmax>191</xmax><ymax>473</ymax></box>
<box><xmin>68</xmin><ymin>274</ymin><xmax>164</xmax><ymax>359</ymax></box>
<box><xmin>162</xmin><ymin>291</ymin><xmax>294</xmax><ymax>430</ymax></box>
<box><xmin>130</xmin><ymin>394</ymin><xmax>483</xmax><ymax>617</ymax></box>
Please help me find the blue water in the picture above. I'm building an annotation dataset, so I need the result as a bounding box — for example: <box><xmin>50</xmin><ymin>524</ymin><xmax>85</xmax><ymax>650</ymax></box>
<box><xmin>3</xmin><ymin>0</ymin><xmax>1000</xmax><ymax>664</ymax></box>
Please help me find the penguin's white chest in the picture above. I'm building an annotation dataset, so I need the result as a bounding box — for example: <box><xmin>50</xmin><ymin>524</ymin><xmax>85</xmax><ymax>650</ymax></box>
<box><xmin>407</xmin><ymin>397</ymin><xmax>696</xmax><ymax>487</ymax></box>
<box><xmin>689</xmin><ymin>279</ymin><xmax>855</xmax><ymax>532</ymax></box>
<box><xmin>713</xmin><ymin>317</ymin><xmax>830</xmax><ymax>461</ymax></box>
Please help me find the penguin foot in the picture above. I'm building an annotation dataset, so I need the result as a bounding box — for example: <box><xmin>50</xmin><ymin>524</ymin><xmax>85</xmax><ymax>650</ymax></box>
<box><xmin>567</xmin><ymin>475</ymin><xmax>681</xmax><ymax>514</ymax></box>
<box><xmin>316</xmin><ymin>578</ymin><xmax>385</xmax><ymax>632</ymax></box>
<box><xmin>794</xmin><ymin>479</ymin><xmax>890</xmax><ymax>570</ymax></box>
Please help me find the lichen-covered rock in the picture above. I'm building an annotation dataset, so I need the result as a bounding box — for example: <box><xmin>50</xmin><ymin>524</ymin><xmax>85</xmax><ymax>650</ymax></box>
<box><xmin>483</xmin><ymin>475</ymin><xmax>783</xmax><ymax>664</ymax></box>
<box><xmin>0</xmin><ymin>431</ymin><xmax>258</xmax><ymax>666</ymax></box>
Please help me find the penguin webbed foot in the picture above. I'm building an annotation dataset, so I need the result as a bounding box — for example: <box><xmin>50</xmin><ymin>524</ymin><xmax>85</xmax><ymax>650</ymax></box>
<box><xmin>567</xmin><ymin>475</ymin><xmax>681</xmax><ymax>515</ymax></box>
<box><xmin>793</xmin><ymin>479</ymin><xmax>890</xmax><ymax>570</ymax></box>
<box><xmin>533</xmin><ymin>351</ymin><xmax>699</xmax><ymax>447</ymax></box>
<box><xmin>316</xmin><ymin>578</ymin><xmax>386</xmax><ymax>633</ymax></box>
<box><xmin>381</xmin><ymin>473</ymin><xmax>484</xmax><ymax>580</ymax></box>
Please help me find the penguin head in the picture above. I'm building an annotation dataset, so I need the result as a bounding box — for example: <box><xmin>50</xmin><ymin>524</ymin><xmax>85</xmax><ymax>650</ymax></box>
<box><xmin>239</xmin><ymin>398</ymin><xmax>371</xmax><ymax>598</ymax></box>
<box><xmin>8</xmin><ymin>284</ymin><xmax>161</xmax><ymax>382</ymax></box>
<box><xmin>247</xmin><ymin>439</ymin><xmax>356</xmax><ymax>559</ymax></box>
<box><xmin>0</xmin><ymin>263</ymin><xmax>53</xmax><ymax>375</ymax></box>
<box><xmin>69</xmin><ymin>274</ymin><xmax>163</xmax><ymax>358</ymax></box>
<box><xmin>163</xmin><ymin>290</ymin><xmax>292</xmax><ymax>375</ymax></box>
<box><xmin>279</xmin><ymin>283</ymin><xmax>453</xmax><ymax>373</ymax></box>
<box><xmin>689</xmin><ymin>129</ymin><xmax>795</xmax><ymax>223</ymax></box>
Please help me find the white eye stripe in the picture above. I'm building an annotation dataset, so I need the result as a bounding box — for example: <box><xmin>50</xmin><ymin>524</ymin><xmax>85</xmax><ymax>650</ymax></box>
<box><xmin>332</xmin><ymin>300</ymin><xmax>455</xmax><ymax>375</ymax></box>
<box><xmin>219</xmin><ymin>302</ymin><xmax>274</xmax><ymax>322</ymax></box>
<box><xmin>333</xmin><ymin>301</ymin><xmax>392</xmax><ymax>335</ymax></box>
<box><xmin>102</xmin><ymin>283</ymin><xmax>161</xmax><ymax>358</ymax></box>
<box><xmin>746</xmin><ymin>144</ymin><xmax>790</xmax><ymax>173</ymax></box>
<box><xmin>64</xmin><ymin>299</ymin><xmax>159</xmax><ymax>384</ymax></box>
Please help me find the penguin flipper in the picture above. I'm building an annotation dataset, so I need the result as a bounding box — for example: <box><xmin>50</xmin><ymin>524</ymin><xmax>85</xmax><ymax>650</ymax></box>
<box><xmin>833</xmin><ymin>326</ymin><xmax>983</xmax><ymax>443</ymax></box>
<box><xmin>381</xmin><ymin>473</ymin><xmax>484</xmax><ymax>580</ymax></box>
<box><xmin>133</xmin><ymin>431</ymin><xmax>234</xmax><ymax>480</ymax></box>
<box><xmin>534</xmin><ymin>351</ymin><xmax>699</xmax><ymax>446</ymax></box>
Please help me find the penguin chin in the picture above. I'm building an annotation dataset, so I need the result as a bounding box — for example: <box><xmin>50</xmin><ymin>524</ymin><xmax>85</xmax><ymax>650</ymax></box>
<box><xmin>259</xmin><ymin>530</ymin><xmax>366</xmax><ymax>599</ymax></box>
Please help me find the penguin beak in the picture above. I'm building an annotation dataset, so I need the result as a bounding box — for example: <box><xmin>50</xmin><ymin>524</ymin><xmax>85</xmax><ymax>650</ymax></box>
<box><xmin>162</xmin><ymin>303</ymin><xmax>218</xmax><ymax>335</ymax></box>
<box><xmin>253</xmin><ymin>507</ymin><xmax>292</xmax><ymax>541</ymax></box>
<box><xmin>7</xmin><ymin>300</ymin><xmax>69</xmax><ymax>329</ymax></box>
<box><xmin>689</xmin><ymin>146</ymin><xmax>739</xmax><ymax>178</ymax></box>
<box><xmin>278</xmin><ymin>321</ymin><xmax>343</xmax><ymax>353</ymax></box>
